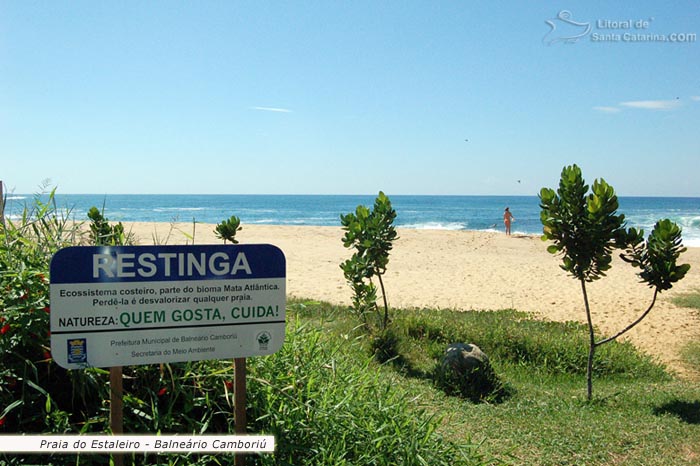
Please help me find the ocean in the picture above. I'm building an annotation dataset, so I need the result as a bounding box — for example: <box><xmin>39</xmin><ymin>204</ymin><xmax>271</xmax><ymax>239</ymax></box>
<box><xmin>5</xmin><ymin>194</ymin><xmax>700</xmax><ymax>247</ymax></box>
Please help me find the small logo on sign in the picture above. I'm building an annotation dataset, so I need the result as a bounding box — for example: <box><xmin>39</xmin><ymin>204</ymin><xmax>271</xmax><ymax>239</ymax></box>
<box><xmin>256</xmin><ymin>331</ymin><xmax>271</xmax><ymax>350</ymax></box>
<box><xmin>67</xmin><ymin>338</ymin><xmax>87</xmax><ymax>364</ymax></box>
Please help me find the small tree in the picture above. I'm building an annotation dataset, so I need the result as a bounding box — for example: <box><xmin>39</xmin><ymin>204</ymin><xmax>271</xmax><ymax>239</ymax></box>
<box><xmin>214</xmin><ymin>215</ymin><xmax>242</xmax><ymax>244</ymax></box>
<box><xmin>340</xmin><ymin>191</ymin><xmax>398</xmax><ymax>333</ymax></box>
<box><xmin>540</xmin><ymin>164</ymin><xmax>690</xmax><ymax>400</ymax></box>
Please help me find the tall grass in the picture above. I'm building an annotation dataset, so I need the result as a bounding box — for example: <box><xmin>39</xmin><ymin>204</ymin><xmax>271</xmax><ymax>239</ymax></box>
<box><xmin>394</xmin><ymin>308</ymin><xmax>668</xmax><ymax>380</ymax></box>
<box><xmin>247</xmin><ymin>319</ymin><xmax>487</xmax><ymax>465</ymax></box>
<box><xmin>0</xmin><ymin>188</ymin><xmax>85</xmax><ymax>433</ymax></box>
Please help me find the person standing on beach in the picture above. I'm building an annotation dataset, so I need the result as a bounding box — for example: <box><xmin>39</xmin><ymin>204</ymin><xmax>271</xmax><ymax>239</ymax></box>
<box><xmin>503</xmin><ymin>207</ymin><xmax>514</xmax><ymax>235</ymax></box>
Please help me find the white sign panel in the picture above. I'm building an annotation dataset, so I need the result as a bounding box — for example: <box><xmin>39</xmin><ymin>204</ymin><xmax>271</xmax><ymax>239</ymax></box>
<box><xmin>50</xmin><ymin>245</ymin><xmax>285</xmax><ymax>369</ymax></box>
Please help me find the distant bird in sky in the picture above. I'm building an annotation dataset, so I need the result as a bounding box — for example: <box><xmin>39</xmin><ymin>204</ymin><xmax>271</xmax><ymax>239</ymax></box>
<box><xmin>517</xmin><ymin>180</ymin><xmax>521</xmax><ymax>184</ymax></box>
<box><xmin>464</xmin><ymin>139</ymin><xmax>469</xmax><ymax>142</ymax></box>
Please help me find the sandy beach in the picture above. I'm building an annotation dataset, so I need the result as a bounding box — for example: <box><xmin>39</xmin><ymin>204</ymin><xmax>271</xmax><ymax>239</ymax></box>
<box><xmin>124</xmin><ymin>222</ymin><xmax>700</xmax><ymax>378</ymax></box>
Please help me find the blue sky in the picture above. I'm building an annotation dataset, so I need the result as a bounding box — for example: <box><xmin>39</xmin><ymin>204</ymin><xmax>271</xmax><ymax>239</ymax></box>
<box><xmin>2</xmin><ymin>1</ymin><xmax>699</xmax><ymax>196</ymax></box>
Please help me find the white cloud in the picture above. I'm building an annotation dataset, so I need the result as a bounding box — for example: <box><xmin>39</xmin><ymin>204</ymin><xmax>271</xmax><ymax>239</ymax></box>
<box><xmin>619</xmin><ymin>99</ymin><xmax>681</xmax><ymax>111</ymax></box>
<box><xmin>250</xmin><ymin>106</ymin><xmax>293</xmax><ymax>113</ymax></box>
<box><xmin>691</xmin><ymin>96</ymin><xmax>700</xmax><ymax>101</ymax></box>
<box><xmin>593</xmin><ymin>106</ymin><xmax>621</xmax><ymax>113</ymax></box>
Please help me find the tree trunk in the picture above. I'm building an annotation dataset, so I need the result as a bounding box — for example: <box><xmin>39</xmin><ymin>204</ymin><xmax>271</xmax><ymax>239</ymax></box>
<box><xmin>581</xmin><ymin>279</ymin><xmax>595</xmax><ymax>401</ymax></box>
<box><xmin>377</xmin><ymin>272</ymin><xmax>389</xmax><ymax>330</ymax></box>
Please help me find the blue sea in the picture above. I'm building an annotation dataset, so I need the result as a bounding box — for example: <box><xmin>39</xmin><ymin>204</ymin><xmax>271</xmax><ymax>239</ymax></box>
<box><xmin>5</xmin><ymin>194</ymin><xmax>700</xmax><ymax>247</ymax></box>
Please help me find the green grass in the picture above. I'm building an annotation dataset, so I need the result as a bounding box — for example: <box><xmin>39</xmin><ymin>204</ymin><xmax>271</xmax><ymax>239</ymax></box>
<box><xmin>681</xmin><ymin>341</ymin><xmax>700</xmax><ymax>374</ymax></box>
<box><xmin>400</xmin><ymin>368</ymin><xmax>700</xmax><ymax>465</ymax></box>
<box><xmin>672</xmin><ymin>289</ymin><xmax>700</xmax><ymax>311</ymax></box>
<box><xmin>246</xmin><ymin>318</ymin><xmax>487</xmax><ymax>465</ymax></box>
<box><xmin>290</xmin><ymin>299</ymin><xmax>700</xmax><ymax>465</ymax></box>
<box><xmin>671</xmin><ymin>290</ymin><xmax>700</xmax><ymax>377</ymax></box>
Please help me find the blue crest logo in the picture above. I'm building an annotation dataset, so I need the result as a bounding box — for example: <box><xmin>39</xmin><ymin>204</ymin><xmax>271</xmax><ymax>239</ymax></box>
<box><xmin>67</xmin><ymin>338</ymin><xmax>88</xmax><ymax>364</ymax></box>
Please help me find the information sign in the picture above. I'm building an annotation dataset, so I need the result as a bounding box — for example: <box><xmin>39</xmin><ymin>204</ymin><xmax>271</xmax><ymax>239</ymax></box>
<box><xmin>50</xmin><ymin>244</ymin><xmax>285</xmax><ymax>369</ymax></box>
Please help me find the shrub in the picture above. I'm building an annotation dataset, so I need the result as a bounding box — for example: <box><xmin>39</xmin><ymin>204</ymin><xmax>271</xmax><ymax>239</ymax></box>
<box><xmin>214</xmin><ymin>215</ymin><xmax>242</xmax><ymax>244</ymax></box>
<box><xmin>87</xmin><ymin>206</ymin><xmax>133</xmax><ymax>246</ymax></box>
<box><xmin>340</xmin><ymin>191</ymin><xmax>398</xmax><ymax>333</ymax></box>
<box><xmin>370</xmin><ymin>327</ymin><xmax>401</xmax><ymax>364</ymax></box>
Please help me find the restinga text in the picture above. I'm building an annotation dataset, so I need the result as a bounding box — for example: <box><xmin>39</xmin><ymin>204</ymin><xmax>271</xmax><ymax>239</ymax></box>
<box><xmin>92</xmin><ymin>251</ymin><xmax>252</xmax><ymax>279</ymax></box>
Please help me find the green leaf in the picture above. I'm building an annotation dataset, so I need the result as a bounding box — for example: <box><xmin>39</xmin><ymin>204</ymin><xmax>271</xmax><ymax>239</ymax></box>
<box><xmin>1</xmin><ymin>399</ymin><xmax>24</xmax><ymax>418</ymax></box>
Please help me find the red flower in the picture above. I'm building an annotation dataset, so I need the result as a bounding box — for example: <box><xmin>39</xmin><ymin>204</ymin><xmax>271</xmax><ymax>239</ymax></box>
<box><xmin>43</xmin><ymin>306</ymin><xmax>50</xmax><ymax>313</ymax></box>
<box><xmin>1</xmin><ymin>324</ymin><xmax>10</xmax><ymax>335</ymax></box>
<box><xmin>157</xmin><ymin>387</ymin><xmax>167</xmax><ymax>396</ymax></box>
<box><xmin>43</xmin><ymin>351</ymin><xmax>52</xmax><ymax>361</ymax></box>
<box><xmin>0</xmin><ymin>417</ymin><xmax>6</xmax><ymax>427</ymax></box>
<box><xmin>224</xmin><ymin>380</ymin><xmax>234</xmax><ymax>390</ymax></box>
